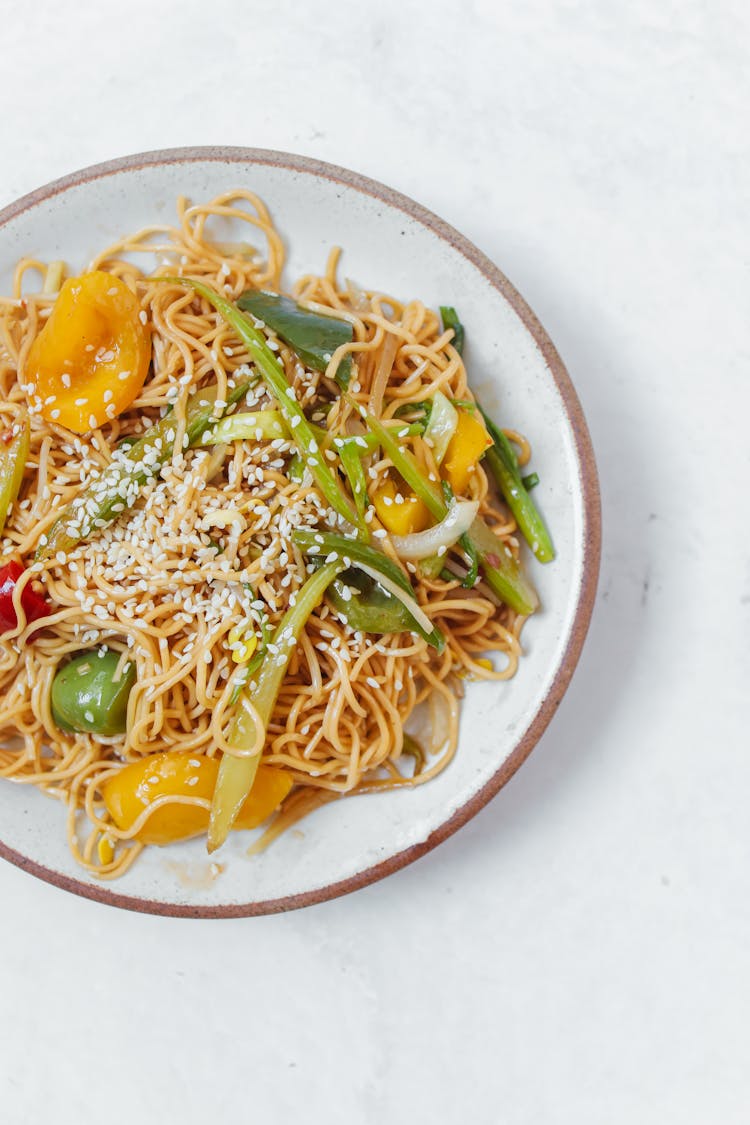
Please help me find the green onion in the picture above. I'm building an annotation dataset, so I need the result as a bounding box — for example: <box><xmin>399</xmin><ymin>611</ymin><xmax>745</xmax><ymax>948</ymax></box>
<box><xmin>522</xmin><ymin>472</ymin><xmax>539</xmax><ymax>491</ymax></box>
<box><xmin>237</xmin><ymin>289</ymin><xmax>354</xmax><ymax>389</ymax></box>
<box><xmin>0</xmin><ymin>412</ymin><xmax>30</xmax><ymax>537</ymax></box>
<box><xmin>467</xmin><ymin>517</ymin><xmax>539</xmax><ymax>614</ymax></box>
<box><xmin>160</xmin><ymin>277</ymin><xmax>364</xmax><ymax>535</ymax></box>
<box><xmin>208</xmin><ymin>560</ymin><xmax>345</xmax><ymax>852</ymax></box>
<box><xmin>440</xmin><ymin>306</ymin><xmax>465</xmax><ymax>355</ymax></box>
<box><xmin>202</xmin><ymin>410</ymin><xmax>289</xmax><ymax>445</ymax></box>
<box><xmin>293</xmin><ymin>528</ymin><xmax>444</xmax><ymax>650</ymax></box>
<box><xmin>479</xmin><ymin>406</ymin><xmax>554</xmax><ymax>563</ymax></box>
<box><xmin>338</xmin><ymin>442</ymin><xmax>368</xmax><ymax>522</ymax></box>
<box><xmin>229</xmin><ymin>611</ymin><xmax>273</xmax><ymax>706</ymax></box>
<box><xmin>459</xmin><ymin>532</ymin><xmax>479</xmax><ymax>587</ymax></box>
<box><xmin>37</xmin><ymin>379</ymin><xmax>252</xmax><ymax>561</ymax></box>
<box><xmin>362</xmin><ymin>411</ymin><xmax>445</xmax><ymax>519</ymax></box>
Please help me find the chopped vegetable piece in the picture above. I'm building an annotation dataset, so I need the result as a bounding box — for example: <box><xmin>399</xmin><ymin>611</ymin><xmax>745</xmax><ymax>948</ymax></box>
<box><xmin>442</xmin><ymin>409</ymin><xmax>492</xmax><ymax>495</ymax></box>
<box><xmin>440</xmin><ymin>306</ymin><xmax>465</xmax><ymax>355</ymax></box>
<box><xmin>208</xmin><ymin>561</ymin><xmax>345</xmax><ymax>852</ymax></box>
<box><xmin>161</xmin><ymin>277</ymin><xmax>363</xmax><ymax>534</ymax></box>
<box><xmin>203</xmin><ymin>409</ymin><xmax>289</xmax><ymax>445</ymax></box>
<box><xmin>522</xmin><ymin>472</ymin><xmax>540</xmax><ymax>491</ymax></box>
<box><xmin>42</xmin><ymin>261</ymin><xmax>65</xmax><ymax>295</ymax></box>
<box><xmin>24</xmin><ymin>272</ymin><xmax>150</xmax><ymax>433</ymax></box>
<box><xmin>103</xmin><ymin>752</ymin><xmax>292</xmax><ymax>845</ymax></box>
<box><xmin>51</xmin><ymin>650</ymin><xmax>136</xmax><ymax>736</ymax></box>
<box><xmin>466</xmin><ymin>517</ymin><xmax>539</xmax><ymax>615</ymax></box>
<box><xmin>37</xmin><ymin>378</ymin><xmax>251</xmax><ymax>561</ymax></box>
<box><xmin>479</xmin><ymin>406</ymin><xmax>555</xmax><ymax>563</ymax></box>
<box><xmin>363</xmin><ymin>412</ymin><xmax>445</xmax><ymax>519</ymax></box>
<box><xmin>458</xmin><ymin>531</ymin><xmax>480</xmax><ymax>588</ymax></box>
<box><xmin>327</xmin><ymin>571</ymin><xmax>417</xmax><ymax>637</ymax></box>
<box><xmin>422</xmin><ymin>390</ymin><xmax>458</xmax><ymax>465</ymax></box>
<box><xmin>389</xmin><ymin>498</ymin><xmax>479</xmax><ymax>560</ymax></box>
<box><xmin>293</xmin><ymin>529</ymin><xmax>444</xmax><ymax>650</ymax></box>
<box><xmin>339</xmin><ymin>441</ymin><xmax>369</xmax><ymax>522</ymax></box>
<box><xmin>372</xmin><ymin>477</ymin><xmax>431</xmax><ymax>537</ymax></box>
<box><xmin>237</xmin><ymin>289</ymin><xmax>354</xmax><ymax>389</ymax></box>
<box><xmin>0</xmin><ymin>561</ymin><xmax>49</xmax><ymax>633</ymax></box>
<box><xmin>0</xmin><ymin>412</ymin><xmax>30</xmax><ymax>535</ymax></box>
<box><xmin>401</xmin><ymin>734</ymin><xmax>425</xmax><ymax>774</ymax></box>
<box><xmin>364</xmin><ymin>408</ymin><xmax>535</xmax><ymax>611</ymax></box>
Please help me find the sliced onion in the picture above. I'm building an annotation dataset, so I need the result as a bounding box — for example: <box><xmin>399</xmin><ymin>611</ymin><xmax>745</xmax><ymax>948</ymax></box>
<box><xmin>390</xmin><ymin>499</ymin><xmax>479</xmax><ymax>560</ymax></box>
<box><xmin>353</xmin><ymin>561</ymin><xmax>435</xmax><ymax>636</ymax></box>
<box><xmin>369</xmin><ymin>330</ymin><xmax>399</xmax><ymax>417</ymax></box>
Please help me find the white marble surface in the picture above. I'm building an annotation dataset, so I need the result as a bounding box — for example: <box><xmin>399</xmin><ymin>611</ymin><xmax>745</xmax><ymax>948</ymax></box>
<box><xmin>0</xmin><ymin>1</ymin><xmax>747</xmax><ymax>1122</ymax></box>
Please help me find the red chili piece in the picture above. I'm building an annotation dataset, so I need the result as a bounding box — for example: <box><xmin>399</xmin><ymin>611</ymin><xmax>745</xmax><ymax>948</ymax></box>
<box><xmin>0</xmin><ymin>561</ymin><xmax>49</xmax><ymax>633</ymax></box>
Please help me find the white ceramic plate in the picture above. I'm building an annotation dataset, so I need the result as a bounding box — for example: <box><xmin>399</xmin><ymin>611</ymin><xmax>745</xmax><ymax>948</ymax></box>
<box><xmin>0</xmin><ymin>148</ymin><xmax>600</xmax><ymax>916</ymax></box>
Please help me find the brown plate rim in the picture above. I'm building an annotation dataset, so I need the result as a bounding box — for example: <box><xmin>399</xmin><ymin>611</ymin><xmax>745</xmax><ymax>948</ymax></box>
<box><xmin>0</xmin><ymin>146</ymin><xmax>601</xmax><ymax>918</ymax></box>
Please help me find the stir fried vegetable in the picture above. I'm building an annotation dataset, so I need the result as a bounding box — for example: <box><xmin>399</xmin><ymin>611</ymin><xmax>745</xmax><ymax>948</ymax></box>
<box><xmin>442</xmin><ymin>409</ymin><xmax>492</xmax><ymax>494</ymax></box>
<box><xmin>0</xmin><ymin>412</ymin><xmax>30</xmax><ymax>536</ymax></box>
<box><xmin>440</xmin><ymin>306</ymin><xmax>465</xmax><ymax>355</ymax></box>
<box><xmin>208</xmin><ymin>560</ymin><xmax>345</xmax><ymax>851</ymax></box>
<box><xmin>37</xmin><ymin>379</ymin><xmax>252</xmax><ymax>561</ymax></box>
<box><xmin>51</xmin><ymin>649</ymin><xmax>135</xmax><ymax>736</ymax></box>
<box><xmin>338</xmin><ymin>441</ymin><xmax>369</xmax><ymax>522</ymax></box>
<box><xmin>479</xmin><ymin>406</ymin><xmax>555</xmax><ymax>563</ymax></box>
<box><xmin>422</xmin><ymin>390</ymin><xmax>458</xmax><ymax>465</ymax></box>
<box><xmin>372</xmin><ymin>478</ymin><xmax>431</xmax><ymax>536</ymax></box>
<box><xmin>362</xmin><ymin>410</ymin><xmax>537</xmax><ymax>614</ymax></box>
<box><xmin>237</xmin><ymin>290</ymin><xmax>354</xmax><ymax>389</ymax></box>
<box><xmin>389</xmin><ymin>498</ymin><xmax>479</xmax><ymax>560</ymax></box>
<box><xmin>103</xmin><ymin>753</ymin><xmax>292</xmax><ymax>845</ymax></box>
<box><xmin>293</xmin><ymin>528</ymin><xmax>445</xmax><ymax>650</ymax></box>
<box><xmin>0</xmin><ymin>561</ymin><xmax>49</xmax><ymax>634</ymax></box>
<box><xmin>25</xmin><ymin>272</ymin><xmax>151</xmax><ymax>434</ymax></box>
<box><xmin>160</xmin><ymin>277</ymin><xmax>364</xmax><ymax>535</ymax></box>
<box><xmin>203</xmin><ymin>409</ymin><xmax>289</xmax><ymax>444</ymax></box>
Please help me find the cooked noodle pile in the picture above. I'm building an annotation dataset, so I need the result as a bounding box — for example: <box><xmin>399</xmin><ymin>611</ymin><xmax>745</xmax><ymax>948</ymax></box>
<box><xmin>0</xmin><ymin>191</ymin><xmax>529</xmax><ymax>878</ymax></box>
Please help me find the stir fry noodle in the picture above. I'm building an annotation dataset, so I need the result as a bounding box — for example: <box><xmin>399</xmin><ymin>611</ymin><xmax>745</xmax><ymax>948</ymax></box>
<box><xmin>0</xmin><ymin>191</ymin><xmax>553</xmax><ymax>878</ymax></box>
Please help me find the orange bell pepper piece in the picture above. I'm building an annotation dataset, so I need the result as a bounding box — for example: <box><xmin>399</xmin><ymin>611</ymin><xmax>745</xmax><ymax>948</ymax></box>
<box><xmin>102</xmin><ymin>751</ymin><xmax>292</xmax><ymax>846</ymax></box>
<box><xmin>24</xmin><ymin>272</ymin><xmax>150</xmax><ymax>434</ymax></box>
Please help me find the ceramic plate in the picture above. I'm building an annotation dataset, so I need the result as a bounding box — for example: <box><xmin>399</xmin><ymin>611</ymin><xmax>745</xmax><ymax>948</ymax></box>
<box><xmin>0</xmin><ymin>148</ymin><xmax>600</xmax><ymax>916</ymax></box>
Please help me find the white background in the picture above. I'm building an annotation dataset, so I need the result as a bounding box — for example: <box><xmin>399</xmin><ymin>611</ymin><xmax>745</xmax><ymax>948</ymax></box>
<box><xmin>1</xmin><ymin>2</ymin><xmax>747</xmax><ymax>1122</ymax></box>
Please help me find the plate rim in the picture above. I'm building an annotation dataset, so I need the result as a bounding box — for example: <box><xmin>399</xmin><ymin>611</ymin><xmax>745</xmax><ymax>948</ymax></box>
<box><xmin>0</xmin><ymin>145</ymin><xmax>601</xmax><ymax>917</ymax></box>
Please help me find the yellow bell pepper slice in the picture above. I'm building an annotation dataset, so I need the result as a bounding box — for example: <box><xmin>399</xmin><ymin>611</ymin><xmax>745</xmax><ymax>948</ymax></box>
<box><xmin>102</xmin><ymin>751</ymin><xmax>292</xmax><ymax>846</ymax></box>
<box><xmin>25</xmin><ymin>272</ymin><xmax>150</xmax><ymax>434</ymax></box>
<box><xmin>443</xmin><ymin>410</ymin><xmax>492</xmax><ymax>495</ymax></box>
<box><xmin>372</xmin><ymin>476</ymin><xmax>431</xmax><ymax>536</ymax></box>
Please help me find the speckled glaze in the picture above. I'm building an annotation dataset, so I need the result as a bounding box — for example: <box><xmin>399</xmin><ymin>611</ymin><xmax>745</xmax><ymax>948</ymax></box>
<box><xmin>0</xmin><ymin>148</ymin><xmax>600</xmax><ymax>916</ymax></box>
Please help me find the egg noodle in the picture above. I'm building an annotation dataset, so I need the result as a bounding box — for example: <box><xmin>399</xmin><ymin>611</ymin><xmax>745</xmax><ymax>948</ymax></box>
<box><xmin>0</xmin><ymin>191</ymin><xmax>532</xmax><ymax>879</ymax></box>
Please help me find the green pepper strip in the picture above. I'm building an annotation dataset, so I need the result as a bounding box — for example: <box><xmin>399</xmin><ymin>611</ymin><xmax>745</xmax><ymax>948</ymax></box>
<box><xmin>160</xmin><ymin>277</ymin><xmax>364</xmax><ymax>536</ymax></box>
<box><xmin>0</xmin><ymin>412</ymin><xmax>30</xmax><ymax>537</ymax></box>
<box><xmin>363</xmin><ymin>411</ymin><xmax>538</xmax><ymax>614</ymax></box>
<box><xmin>208</xmin><ymin>560</ymin><xmax>345</xmax><ymax>852</ymax></box>
<box><xmin>293</xmin><ymin>528</ymin><xmax>444</xmax><ymax>651</ymax></box>
<box><xmin>237</xmin><ymin>289</ymin><xmax>354</xmax><ymax>390</ymax></box>
<box><xmin>37</xmin><ymin>379</ymin><xmax>252</xmax><ymax>560</ymax></box>
<box><xmin>479</xmin><ymin>406</ymin><xmax>555</xmax><ymax>564</ymax></box>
